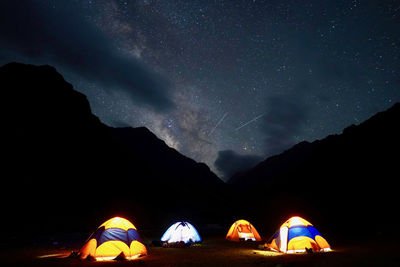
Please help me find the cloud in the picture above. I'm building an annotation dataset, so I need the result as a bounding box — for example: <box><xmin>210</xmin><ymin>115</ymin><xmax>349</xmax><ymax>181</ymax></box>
<box><xmin>213</xmin><ymin>93</ymin><xmax>309</xmax><ymax>180</ymax></box>
<box><xmin>214</xmin><ymin>150</ymin><xmax>263</xmax><ymax>180</ymax></box>
<box><xmin>261</xmin><ymin>95</ymin><xmax>309</xmax><ymax>156</ymax></box>
<box><xmin>0</xmin><ymin>1</ymin><xmax>173</xmax><ymax>111</ymax></box>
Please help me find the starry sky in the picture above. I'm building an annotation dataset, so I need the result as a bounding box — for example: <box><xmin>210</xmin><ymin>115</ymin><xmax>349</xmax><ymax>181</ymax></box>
<box><xmin>1</xmin><ymin>0</ymin><xmax>399</xmax><ymax>180</ymax></box>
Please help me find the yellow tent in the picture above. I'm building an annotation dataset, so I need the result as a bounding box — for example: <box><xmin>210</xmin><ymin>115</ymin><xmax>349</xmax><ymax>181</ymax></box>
<box><xmin>79</xmin><ymin>217</ymin><xmax>147</xmax><ymax>261</ymax></box>
<box><xmin>267</xmin><ymin>216</ymin><xmax>331</xmax><ymax>253</ymax></box>
<box><xmin>226</xmin><ymin>219</ymin><xmax>262</xmax><ymax>241</ymax></box>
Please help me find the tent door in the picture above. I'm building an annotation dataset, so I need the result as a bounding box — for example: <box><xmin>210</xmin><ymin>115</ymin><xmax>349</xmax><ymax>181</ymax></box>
<box><xmin>279</xmin><ymin>226</ymin><xmax>288</xmax><ymax>253</ymax></box>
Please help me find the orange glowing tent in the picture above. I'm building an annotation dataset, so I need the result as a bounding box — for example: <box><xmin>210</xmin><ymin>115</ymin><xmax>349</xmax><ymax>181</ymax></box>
<box><xmin>266</xmin><ymin>216</ymin><xmax>331</xmax><ymax>253</ymax></box>
<box><xmin>79</xmin><ymin>217</ymin><xmax>147</xmax><ymax>261</ymax></box>
<box><xmin>226</xmin><ymin>219</ymin><xmax>262</xmax><ymax>241</ymax></box>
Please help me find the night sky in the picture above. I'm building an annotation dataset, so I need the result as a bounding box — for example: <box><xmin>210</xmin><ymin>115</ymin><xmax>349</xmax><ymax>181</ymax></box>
<box><xmin>1</xmin><ymin>0</ymin><xmax>399</xmax><ymax>180</ymax></box>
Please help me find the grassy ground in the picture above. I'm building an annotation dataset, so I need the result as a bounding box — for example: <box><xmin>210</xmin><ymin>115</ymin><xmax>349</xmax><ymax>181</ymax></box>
<box><xmin>2</xmin><ymin>236</ymin><xmax>399</xmax><ymax>266</ymax></box>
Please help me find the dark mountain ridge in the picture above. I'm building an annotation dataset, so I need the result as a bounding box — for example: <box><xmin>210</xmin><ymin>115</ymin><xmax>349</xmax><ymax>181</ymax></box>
<box><xmin>229</xmin><ymin>101</ymin><xmax>400</xmax><ymax>242</ymax></box>
<box><xmin>1</xmin><ymin>62</ymin><xmax>228</xmax><ymax>237</ymax></box>
<box><xmin>230</xmin><ymin>103</ymin><xmax>400</xmax><ymax>186</ymax></box>
<box><xmin>2</xmin><ymin>62</ymin><xmax>398</xmax><ymax>244</ymax></box>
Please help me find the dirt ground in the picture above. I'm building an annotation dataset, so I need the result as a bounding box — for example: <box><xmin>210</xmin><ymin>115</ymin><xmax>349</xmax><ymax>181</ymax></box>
<box><xmin>2</xmin><ymin>236</ymin><xmax>399</xmax><ymax>267</ymax></box>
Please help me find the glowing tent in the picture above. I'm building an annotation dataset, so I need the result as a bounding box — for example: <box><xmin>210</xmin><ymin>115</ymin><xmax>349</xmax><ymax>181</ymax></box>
<box><xmin>161</xmin><ymin>221</ymin><xmax>201</xmax><ymax>244</ymax></box>
<box><xmin>226</xmin><ymin>219</ymin><xmax>262</xmax><ymax>241</ymax></box>
<box><xmin>266</xmin><ymin>216</ymin><xmax>331</xmax><ymax>253</ymax></box>
<box><xmin>79</xmin><ymin>217</ymin><xmax>147</xmax><ymax>261</ymax></box>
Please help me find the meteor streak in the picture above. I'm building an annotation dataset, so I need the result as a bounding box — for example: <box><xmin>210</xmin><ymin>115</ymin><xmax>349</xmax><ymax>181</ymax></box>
<box><xmin>235</xmin><ymin>113</ymin><xmax>265</xmax><ymax>131</ymax></box>
<box><xmin>208</xmin><ymin>112</ymin><xmax>228</xmax><ymax>136</ymax></box>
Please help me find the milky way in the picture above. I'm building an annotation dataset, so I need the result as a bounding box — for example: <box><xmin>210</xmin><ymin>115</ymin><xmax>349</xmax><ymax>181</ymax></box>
<box><xmin>1</xmin><ymin>0</ymin><xmax>399</xmax><ymax>180</ymax></box>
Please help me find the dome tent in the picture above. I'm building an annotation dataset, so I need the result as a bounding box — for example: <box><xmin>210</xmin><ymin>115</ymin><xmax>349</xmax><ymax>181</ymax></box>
<box><xmin>266</xmin><ymin>216</ymin><xmax>331</xmax><ymax>253</ymax></box>
<box><xmin>161</xmin><ymin>221</ymin><xmax>201</xmax><ymax>244</ymax></box>
<box><xmin>226</xmin><ymin>219</ymin><xmax>262</xmax><ymax>241</ymax></box>
<box><xmin>79</xmin><ymin>217</ymin><xmax>147</xmax><ymax>261</ymax></box>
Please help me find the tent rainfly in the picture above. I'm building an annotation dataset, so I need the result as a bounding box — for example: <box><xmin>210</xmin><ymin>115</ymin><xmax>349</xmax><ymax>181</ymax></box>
<box><xmin>226</xmin><ymin>219</ymin><xmax>262</xmax><ymax>241</ymax></box>
<box><xmin>266</xmin><ymin>216</ymin><xmax>331</xmax><ymax>253</ymax></box>
<box><xmin>161</xmin><ymin>221</ymin><xmax>201</xmax><ymax>244</ymax></box>
<box><xmin>79</xmin><ymin>217</ymin><xmax>147</xmax><ymax>261</ymax></box>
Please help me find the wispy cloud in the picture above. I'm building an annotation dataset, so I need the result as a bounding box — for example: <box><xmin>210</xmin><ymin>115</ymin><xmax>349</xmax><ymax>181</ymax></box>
<box><xmin>0</xmin><ymin>1</ymin><xmax>174</xmax><ymax>111</ymax></box>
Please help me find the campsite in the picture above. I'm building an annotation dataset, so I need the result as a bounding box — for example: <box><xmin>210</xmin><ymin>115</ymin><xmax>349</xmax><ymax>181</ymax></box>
<box><xmin>1</xmin><ymin>214</ymin><xmax>399</xmax><ymax>266</ymax></box>
<box><xmin>2</xmin><ymin>1</ymin><xmax>400</xmax><ymax>266</ymax></box>
<box><xmin>2</xmin><ymin>59</ymin><xmax>400</xmax><ymax>267</ymax></box>
<box><xmin>2</xmin><ymin>226</ymin><xmax>400</xmax><ymax>267</ymax></box>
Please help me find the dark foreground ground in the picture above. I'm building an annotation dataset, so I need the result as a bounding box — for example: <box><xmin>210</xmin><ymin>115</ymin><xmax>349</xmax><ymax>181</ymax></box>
<box><xmin>2</xmin><ymin>234</ymin><xmax>400</xmax><ymax>267</ymax></box>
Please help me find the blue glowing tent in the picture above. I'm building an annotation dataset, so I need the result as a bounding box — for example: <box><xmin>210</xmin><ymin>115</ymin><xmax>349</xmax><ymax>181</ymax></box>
<box><xmin>160</xmin><ymin>221</ymin><xmax>202</xmax><ymax>244</ymax></box>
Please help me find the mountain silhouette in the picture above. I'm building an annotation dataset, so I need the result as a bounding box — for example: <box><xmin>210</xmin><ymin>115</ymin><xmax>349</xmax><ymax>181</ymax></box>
<box><xmin>2</xmin><ymin>62</ymin><xmax>398</xmax><ymax>244</ymax></box>
<box><xmin>1</xmin><ymin>62</ymin><xmax>228</xmax><ymax>237</ymax></box>
<box><xmin>229</xmin><ymin>102</ymin><xmax>400</xmax><ymax>242</ymax></box>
